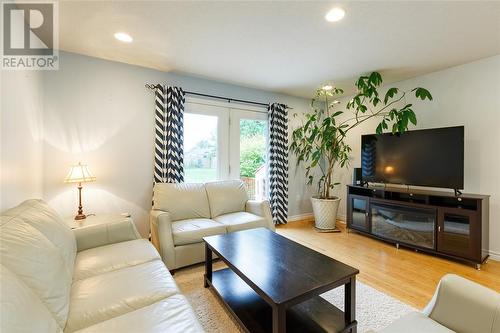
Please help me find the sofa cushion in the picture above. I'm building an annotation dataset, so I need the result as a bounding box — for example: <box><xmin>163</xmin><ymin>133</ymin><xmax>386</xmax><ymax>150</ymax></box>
<box><xmin>2</xmin><ymin>199</ymin><xmax>77</xmax><ymax>275</ymax></box>
<box><xmin>73</xmin><ymin>239</ymin><xmax>160</xmax><ymax>281</ymax></box>
<box><xmin>172</xmin><ymin>218</ymin><xmax>227</xmax><ymax>246</ymax></box>
<box><xmin>72</xmin><ymin>295</ymin><xmax>203</xmax><ymax>333</ymax></box>
<box><xmin>213</xmin><ymin>212</ymin><xmax>268</xmax><ymax>233</ymax></box>
<box><xmin>65</xmin><ymin>260</ymin><xmax>178</xmax><ymax>332</ymax></box>
<box><xmin>205</xmin><ymin>180</ymin><xmax>248</xmax><ymax>217</ymax></box>
<box><xmin>378</xmin><ymin>312</ymin><xmax>454</xmax><ymax>333</ymax></box>
<box><xmin>0</xmin><ymin>216</ymin><xmax>72</xmax><ymax>328</ymax></box>
<box><xmin>1</xmin><ymin>264</ymin><xmax>62</xmax><ymax>333</ymax></box>
<box><xmin>153</xmin><ymin>183</ymin><xmax>210</xmax><ymax>221</ymax></box>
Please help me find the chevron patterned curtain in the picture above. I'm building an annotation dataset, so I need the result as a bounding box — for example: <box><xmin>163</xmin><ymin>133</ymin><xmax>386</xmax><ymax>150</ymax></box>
<box><xmin>268</xmin><ymin>103</ymin><xmax>289</xmax><ymax>225</ymax></box>
<box><xmin>154</xmin><ymin>85</ymin><xmax>186</xmax><ymax>184</ymax></box>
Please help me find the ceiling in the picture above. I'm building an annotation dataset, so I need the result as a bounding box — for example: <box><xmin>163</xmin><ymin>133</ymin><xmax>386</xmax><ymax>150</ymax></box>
<box><xmin>58</xmin><ymin>1</ymin><xmax>500</xmax><ymax>98</ymax></box>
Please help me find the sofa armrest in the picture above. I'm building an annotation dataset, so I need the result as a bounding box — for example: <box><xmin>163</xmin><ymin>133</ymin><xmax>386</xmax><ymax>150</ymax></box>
<box><xmin>74</xmin><ymin>219</ymin><xmax>140</xmax><ymax>252</ymax></box>
<box><xmin>246</xmin><ymin>199</ymin><xmax>275</xmax><ymax>231</ymax></box>
<box><xmin>150</xmin><ymin>210</ymin><xmax>175</xmax><ymax>268</ymax></box>
<box><xmin>423</xmin><ymin>274</ymin><xmax>500</xmax><ymax>333</ymax></box>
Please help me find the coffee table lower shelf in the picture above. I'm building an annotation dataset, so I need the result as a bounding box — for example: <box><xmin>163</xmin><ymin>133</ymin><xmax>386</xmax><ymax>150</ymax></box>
<box><xmin>206</xmin><ymin>268</ymin><xmax>355</xmax><ymax>333</ymax></box>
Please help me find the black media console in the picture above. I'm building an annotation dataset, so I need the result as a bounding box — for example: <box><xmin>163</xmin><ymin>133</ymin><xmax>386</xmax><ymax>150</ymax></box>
<box><xmin>346</xmin><ymin>185</ymin><xmax>489</xmax><ymax>269</ymax></box>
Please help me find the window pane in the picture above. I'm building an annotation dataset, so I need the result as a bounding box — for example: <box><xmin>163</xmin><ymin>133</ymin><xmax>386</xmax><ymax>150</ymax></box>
<box><xmin>239</xmin><ymin>119</ymin><xmax>267</xmax><ymax>200</ymax></box>
<box><xmin>184</xmin><ymin>113</ymin><xmax>218</xmax><ymax>183</ymax></box>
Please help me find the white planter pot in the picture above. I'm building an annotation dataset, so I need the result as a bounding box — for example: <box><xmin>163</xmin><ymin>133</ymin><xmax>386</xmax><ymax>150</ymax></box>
<box><xmin>311</xmin><ymin>196</ymin><xmax>341</xmax><ymax>231</ymax></box>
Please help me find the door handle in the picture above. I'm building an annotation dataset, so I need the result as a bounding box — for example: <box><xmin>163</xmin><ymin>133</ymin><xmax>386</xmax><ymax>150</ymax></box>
<box><xmin>438</xmin><ymin>226</ymin><xmax>441</xmax><ymax>232</ymax></box>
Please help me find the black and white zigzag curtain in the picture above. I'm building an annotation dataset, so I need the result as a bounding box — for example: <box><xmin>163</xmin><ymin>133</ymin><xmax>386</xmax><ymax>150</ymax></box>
<box><xmin>154</xmin><ymin>85</ymin><xmax>186</xmax><ymax>184</ymax></box>
<box><xmin>268</xmin><ymin>103</ymin><xmax>289</xmax><ymax>225</ymax></box>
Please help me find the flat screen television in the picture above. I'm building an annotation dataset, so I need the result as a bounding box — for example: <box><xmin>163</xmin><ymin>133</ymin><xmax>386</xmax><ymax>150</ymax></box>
<box><xmin>361</xmin><ymin>126</ymin><xmax>464</xmax><ymax>189</ymax></box>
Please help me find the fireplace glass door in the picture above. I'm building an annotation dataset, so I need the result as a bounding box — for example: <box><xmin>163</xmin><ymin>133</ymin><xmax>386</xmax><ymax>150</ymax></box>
<box><xmin>371</xmin><ymin>202</ymin><xmax>436</xmax><ymax>249</ymax></box>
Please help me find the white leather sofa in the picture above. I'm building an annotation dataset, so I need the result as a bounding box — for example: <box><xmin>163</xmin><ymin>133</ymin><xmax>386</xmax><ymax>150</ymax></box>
<box><xmin>371</xmin><ymin>274</ymin><xmax>500</xmax><ymax>333</ymax></box>
<box><xmin>1</xmin><ymin>199</ymin><xmax>203</xmax><ymax>333</ymax></box>
<box><xmin>150</xmin><ymin>180</ymin><xmax>275</xmax><ymax>270</ymax></box>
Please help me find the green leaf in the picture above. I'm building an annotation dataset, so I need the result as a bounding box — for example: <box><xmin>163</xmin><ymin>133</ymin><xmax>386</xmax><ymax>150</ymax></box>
<box><xmin>356</xmin><ymin>76</ymin><xmax>369</xmax><ymax>89</ymax></box>
<box><xmin>408</xmin><ymin>110</ymin><xmax>417</xmax><ymax>125</ymax></box>
<box><xmin>376</xmin><ymin>123</ymin><xmax>383</xmax><ymax>135</ymax></box>
<box><xmin>369</xmin><ymin>72</ymin><xmax>383</xmax><ymax>86</ymax></box>
<box><xmin>312</xmin><ymin>150</ymin><xmax>321</xmax><ymax>162</ymax></box>
<box><xmin>392</xmin><ymin>123</ymin><xmax>398</xmax><ymax>134</ymax></box>
<box><xmin>358</xmin><ymin>104</ymin><xmax>367</xmax><ymax>113</ymax></box>
<box><xmin>414</xmin><ymin>87</ymin><xmax>433</xmax><ymax>101</ymax></box>
<box><xmin>332</xmin><ymin>111</ymin><xmax>343</xmax><ymax>117</ymax></box>
<box><xmin>384</xmin><ymin>87</ymin><xmax>399</xmax><ymax>104</ymax></box>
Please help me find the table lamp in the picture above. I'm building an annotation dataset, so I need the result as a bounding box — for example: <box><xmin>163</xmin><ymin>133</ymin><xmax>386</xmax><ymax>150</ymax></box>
<box><xmin>64</xmin><ymin>162</ymin><xmax>96</xmax><ymax>220</ymax></box>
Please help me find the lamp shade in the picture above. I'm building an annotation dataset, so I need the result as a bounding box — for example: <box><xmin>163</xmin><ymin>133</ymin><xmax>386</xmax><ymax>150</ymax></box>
<box><xmin>64</xmin><ymin>162</ymin><xmax>96</xmax><ymax>183</ymax></box>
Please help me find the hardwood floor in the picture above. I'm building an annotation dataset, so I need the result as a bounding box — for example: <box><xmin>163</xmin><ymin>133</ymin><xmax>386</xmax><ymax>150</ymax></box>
<box><xmin>277</xmin><ymin>219</ymin><xmax>500</xmax><ymax>310</ymax></box>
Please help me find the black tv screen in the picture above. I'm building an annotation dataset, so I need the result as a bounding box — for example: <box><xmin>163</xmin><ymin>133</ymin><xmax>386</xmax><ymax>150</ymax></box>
<box><xmin>361</xmin><ymin>126</ymin><xmax>464</xmax><ymax>189</ymax></box>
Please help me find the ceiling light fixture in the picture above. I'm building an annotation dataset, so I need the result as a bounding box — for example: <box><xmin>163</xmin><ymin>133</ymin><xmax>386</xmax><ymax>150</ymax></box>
<box><xmin>114</xmin><ymin>32</ymin><xmax>133</xmax><ymax>43</ymax></box>
<box><xmin>325</xmin><ymin>7</ymin><xmax>345</xmax><ymax>22</ymax></box>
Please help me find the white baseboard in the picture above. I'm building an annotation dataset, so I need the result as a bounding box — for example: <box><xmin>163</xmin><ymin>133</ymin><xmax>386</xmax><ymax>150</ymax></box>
<box><xmin>488</xmin><ymin>250</ymin><xmax>500</xmax><ymax>262</ymax></box>
<box><xmin>287</xmin><ymin>213</ymin><xmax>313</xmax><ymax>222</ymax></box>
<box><xmin>287</xmin><ymin>213</ymin><xmax>347</xmax><ymax>223</ymax></box>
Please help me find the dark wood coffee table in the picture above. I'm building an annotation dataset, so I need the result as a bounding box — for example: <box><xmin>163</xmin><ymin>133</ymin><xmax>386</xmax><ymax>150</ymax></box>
<box><xmin>203</xmin><ymin>228</ymin><xmax>359</xmax><ymax>333</ymax></box>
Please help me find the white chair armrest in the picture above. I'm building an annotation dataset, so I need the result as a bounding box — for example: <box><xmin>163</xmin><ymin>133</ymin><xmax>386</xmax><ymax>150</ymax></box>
<box><xmin>245</xmin><ymin>199</ymin><xmax>275</xmax><ymax>231</ymax></box>
<box><xmin>74</xmin><ymin>219</ymin><xmax>140</xmax><ymax>252</ymax></box>
<box><xmin>423</xmin><ymin>274</ymin><xmax>500</xmax><ymax>333</ymax></box>
<box><xmin>150</xmin><ymin>210</ymin><xmax>175</xmax><ymax>268</ymax></box>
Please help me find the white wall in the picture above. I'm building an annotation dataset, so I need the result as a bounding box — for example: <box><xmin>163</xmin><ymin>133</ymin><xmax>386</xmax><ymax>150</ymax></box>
<box><xmin>330</xmin><ymin>55</ymin><xmax>500</xmax><ymax>259</ymax></box>
<box><xmin>41</xmin><ymin>52</ymin><xmax>314</xmax><ymax>236</ymax></box>
<box><xmin>3</xmin><ymin>51</ymin><xmax>498</xmax><ymax>258</ymax></box>
<box><xmin>1</xmin><ymin>70</ymin><xmax>44</xmax><ymax>211</ymax></box>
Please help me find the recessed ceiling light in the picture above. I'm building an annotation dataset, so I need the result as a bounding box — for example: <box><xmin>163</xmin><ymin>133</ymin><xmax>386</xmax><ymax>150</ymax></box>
<box><xmin>114</xmin><ymin>32</ymin><xmax>133</xmax><ymax>43</ymax></box>
<box><xmin>325</xmin><ymin>7</ymin><xmax>345</xmax><ymax>22</ymax></box>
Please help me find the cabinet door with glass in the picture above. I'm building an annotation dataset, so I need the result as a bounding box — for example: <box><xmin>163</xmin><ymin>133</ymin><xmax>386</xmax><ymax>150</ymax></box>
<box><xmin>437</xmin><ymin>207</ymin><xmax>480</xmax><ymax>261</ymax></box>
<box><xmin>348</xmin><ymin>195</ymin><xmax>370</xmax><ymax>232</ymax></box>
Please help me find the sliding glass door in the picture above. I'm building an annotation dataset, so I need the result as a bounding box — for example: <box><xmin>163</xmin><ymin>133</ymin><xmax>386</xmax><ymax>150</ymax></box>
<box><xmin>183</xmin><ymin>101</ymin><xmax>229</xmax><ymax>182</ymax></box>
<box><xmin>229</xmin><ymin>109</ymin><xmax>268</xmax><ymax>200</ymax></box>
<box><xmin>183</xmin><ymin>98</ymin><xmax>269</xmax><ymax>199</ymax></box>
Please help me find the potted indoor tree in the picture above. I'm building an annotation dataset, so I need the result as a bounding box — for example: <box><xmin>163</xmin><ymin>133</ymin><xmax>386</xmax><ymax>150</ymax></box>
<box><xmin>290</xmin><ymin>72</ymin><xmax>433</xmax><ymax>232</ymax></box>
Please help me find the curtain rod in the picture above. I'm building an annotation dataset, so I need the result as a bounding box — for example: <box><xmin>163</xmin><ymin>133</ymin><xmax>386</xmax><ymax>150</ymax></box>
<box><xmin>145</xmin><ymin>83</ymin><xmax>292</xmax><ymax>109</ymax></box>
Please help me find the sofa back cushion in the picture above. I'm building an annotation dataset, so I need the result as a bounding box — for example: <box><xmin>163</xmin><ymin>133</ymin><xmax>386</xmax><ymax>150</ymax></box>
<box><xmin>2</xmin><ymin>199</ymin><xmax>76</xmax><ymax>274</ymax></box>
<box><xmin>153</xmin><ymin>183</ymin><xmax>210</xmax><ymax>221</ymax></box>
<box><xmin>0</xmin><ymin>216</ymin><xmax>72</xmax><ymax>328</ymax></box>
<box><xmin>1</xmin><ymin>264</ymin><xmax>62</xmax><ymax>333</ymax></box>
<box><xmin>427</xmin><ymin>274</ymin><xmax>500</xmax><ymax>333</ymax></box>
<box><xmin>205</xmin><ymin>180</ymin><xmax>248</xmax><ymax>218</ymax></box>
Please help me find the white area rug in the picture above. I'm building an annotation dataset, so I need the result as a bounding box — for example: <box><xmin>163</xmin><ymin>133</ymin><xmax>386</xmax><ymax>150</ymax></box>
<box><xmin>174</xmin><ymin>262</ymin><xmax>416</xmax><ymax>333</ymax></box>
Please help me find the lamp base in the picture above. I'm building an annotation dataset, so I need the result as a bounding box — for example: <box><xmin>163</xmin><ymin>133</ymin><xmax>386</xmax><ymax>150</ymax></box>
<box><xmin>74</xmin><ymin>213</ymin><xmax>86</xmax><ymax>220</ymax></box>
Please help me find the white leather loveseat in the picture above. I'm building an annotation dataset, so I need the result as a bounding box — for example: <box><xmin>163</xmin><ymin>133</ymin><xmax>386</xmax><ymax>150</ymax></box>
<box><xmin>150</xmin><ymin>180</ymin><xmax>275</xmax><ymax>270</ymax></box>
<box><xmin>1</xmin><ymin>199</ymin><xmax>203</xmax><ymax>333</ymax></box>
<box><xmin>372</xmin><ymin>274</ymin><xmax>500</xmax><ymax>333</ymax></box>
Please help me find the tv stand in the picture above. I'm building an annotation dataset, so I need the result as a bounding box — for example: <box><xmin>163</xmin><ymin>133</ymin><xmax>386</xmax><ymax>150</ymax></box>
<box><xmin>346</xmin><ymin>185</ymin><xmax>489</xmax><ymax>268</ymax></box>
